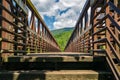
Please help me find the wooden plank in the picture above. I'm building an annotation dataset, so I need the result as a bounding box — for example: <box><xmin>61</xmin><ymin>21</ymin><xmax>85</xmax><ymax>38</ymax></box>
<box><xmin>2</xmin><ymin>53</ymin><xmax>94</xmax><ymax>62</ymax></box>
<box><xmin>0</xmin><ymin>70</ymin><xmax>112</xmax><ymax>80</ymax></box>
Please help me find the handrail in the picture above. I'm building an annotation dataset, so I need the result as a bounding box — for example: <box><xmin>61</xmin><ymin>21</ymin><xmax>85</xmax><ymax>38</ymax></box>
<box><xmin>92</xmin><ymin>1</ymin><xmax>120</xmax><ymax>20</ymax></box>
<box><xmin>65</xmin><ymin>0</ymin><xmax>120</xmax><ymax>79</ymax></box>
<box><xmin>65</xmin><ymin>0</ymin><xmax>90</xmax><ymax>50</ymax></box>
<box><xmin>107</xmin><ymin>15</ymin><xmax>120</xmax><ymax>46</ymax></box>
<box><xmin>93</xmin><ymin>1</ymin><xmax>120</xmax><ymax>79</ymax></box>
<box><xmin>26</xmin><ymin>0</ymin><xmax>59</xmax><ymax>48</ymax></box>
<box><xmin>106</xmin><ymin>38</ymin><xmax>120</xmax><ymax>62</ymax></box>
<box><xmin>105</xmin><ymin>49</ymin><xmax>120</xmax><ymax>80</ymax></box>
<box><xmin>93</xmin><ymin>14</ymin><xmax>120</xmax><ymax>47</ymax></box>
<box><xmin>96</xmin><ymin>2</ymin><xmax>120</xmax><ymax>79</ymax></box>
<box><xmin>0</xmin><ymin>0</ymin><xmax>60</xmax><ymax>56</ymax></box>
<box><xmin>108</xmin><ymin>1</ymin><xmax>120</xmax><ymax>14</ymax></box>
<box><xmin>107</xmin><ymin>14</ymin><xmax>120</xmax><ymax>30</ymax></box>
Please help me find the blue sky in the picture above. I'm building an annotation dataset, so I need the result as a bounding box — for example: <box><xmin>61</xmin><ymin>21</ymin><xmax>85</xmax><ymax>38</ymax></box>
<box><xmin>31</xmin><ymin>0</ymin><xmax>86</xmax><ymax>30</ymax></box>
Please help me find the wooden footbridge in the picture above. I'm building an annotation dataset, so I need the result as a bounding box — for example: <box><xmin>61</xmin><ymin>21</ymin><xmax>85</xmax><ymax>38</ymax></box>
<box><xmin>0</xmin><ymin>0</ymin><xmax>120</xmax><ymax>80</ymax></box>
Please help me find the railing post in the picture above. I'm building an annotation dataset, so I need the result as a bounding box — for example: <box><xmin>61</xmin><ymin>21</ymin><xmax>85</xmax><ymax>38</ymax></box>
<box><xmin>93</xmin><ymin>8</ymin><xmax>97</xmax><ymax>55</ymax></box>
<box><xmin>14</xmin><ymin>4</ymin><xmax>18</xmax><ymax>55</ymax></box>
<box><xmin>79</xmin><ymin>37</ymin><xmax>81</xmax><ymax>52</ymax></box>
<box><xmin>44</xmin><ymin>30</ymin><xmax>46</xmax><ymax>52</ymax></box>
<box><xmin>42</xmin><ymin>25</ymin><xmax>44</xmax><ymax>53</ymax></box>
<box><xmin>106</xmin><ymin>0</ymin><xmax>111</xmax><ymax>55</ymax></box>
<box><xmin>31</xmin><ymin>13</ymin><xmax>35</xmax><ymax>53</ymax></box>
<box><xmin>83</xmin><ymin>34</ymin><xmax>85</xmax><ymax>53</ymax></box>
<box><xmin>39</xmin><ymin>23</ymin><xmax>42</xmax><ymax>53</ymax></box>
<box><xmin>22</xmin><ymin>13</ymin><xmax>27</xmax><ymax>55</ymax></box>
<box><xmin>114</xmin><ymin>0</ymin><xmax>120</xmax><ymax>57</ymax></box>
<box><xmin>0</xmin><ymin>0</ymin><xmax>2</xmax><ymax>69</ymax></box>
<box><xmin>76</xmin><ymin>27</ymin><xmax>79</xmax><ymax>52</ymax></box>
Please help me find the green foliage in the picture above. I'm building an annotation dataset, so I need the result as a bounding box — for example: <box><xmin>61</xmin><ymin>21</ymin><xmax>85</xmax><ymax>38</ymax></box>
<box><xmin>51</xmin><ymin>28</ymin><xmax>74</xmax><ymax>51</ymax></box>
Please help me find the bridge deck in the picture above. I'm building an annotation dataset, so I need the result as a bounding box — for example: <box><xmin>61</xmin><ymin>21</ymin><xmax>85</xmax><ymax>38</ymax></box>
<box><xmin>0</xmin><ymin>70</ymin><xmax>112</xmax><ymax>80</ymax></box>
<box><xmin>2</xmin><ymin>52</ymin><xmax>96</xmax><ymax>62</ymax></box>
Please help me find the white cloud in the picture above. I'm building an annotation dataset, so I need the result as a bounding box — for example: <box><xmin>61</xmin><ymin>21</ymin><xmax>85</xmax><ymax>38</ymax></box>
<box><xmin>54</xmin><ymin>9</ymin><xmax>77</xmax><ymax>29</ymax></box>
<box><xmin>31</xmin><ymin>0</ymin><xmax>59</xmax><ymax>17</ymax></box>
<box><xmin>31</xmin><ymin>0</ymin><xmax>86</xmax><ymax>29</ymax></box>
<box><xmin>54</xmin><ymin>19</ymin><xmax>76</xmax><ymax>29</ymax></box>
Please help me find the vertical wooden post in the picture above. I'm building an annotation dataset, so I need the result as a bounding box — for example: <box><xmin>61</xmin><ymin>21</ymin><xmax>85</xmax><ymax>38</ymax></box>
<box><xmin>79</xmin><ymin>37</ymin><xmax>81</xmax><ymax>52</ymax></box>
<box><xmin>23</xmin><ymin>12</ymin><xmax>27</xmax><ymax>55</ymax></box>
<box><xmin>114</xmin><ymin>0</ymin><xmax>120</xmax><ymax>56</ymax></box>
<box><xmin>14</xmin><ymin>5</ymin><xmax>18</xmax><ymax>55</ymax></box>
<box><xmin>77</xmin><ymin>27</ymin><xmax>79</xmax><ymax>52</ymax></box>
<box><xmin>106</xmin><ymin>0</ymin><xmax>111</xmax><ymax>54</ymax></box>
<box><xmin>83</xmin><ymin>34</ymin><xmax>85</xmax><ymax>53</ymax></box>
<box><xmin>0</xmin><ymin>0</ymin><xmax>3</xmax><ymax>69</ymax></box>
<box><xmin>93</xmin><ymin>7</ymin><xmax>98</xmax><ymax>55</ymax></box>
<box><xmin>78</xmin><ymin>23</ymin><xmax>80</xmax><ymax>52</ymax></box>
<box><xmin>40</xmin><ymin>23</ymin><xmax>42</xmax><ymax>53</ymax></box>
<box><xmin>85</xmin><ymin>11</ymin><xmax>89</xmax><ymax>29</ymax></box>
<box><xmin>38</xmin><ymin>20</ymin><xmax>40</xmax><ymax>53</ymax></box>
<box><xmin>42</xmin><ymin>25</ymin><xmax>44</xmax><ymax>53</ymax></box>
<box><xmin>31</xmin><ymin>13</ymin><xmax>34</xmax><ymax>53</ymax></box>
<box><xmin>44</xmin><ymin>30</ymin><xmax>46</xmax><ymax>52</ymax></box>
<box><xmin>85</xmin><ymin>11</ymin><xmax>88</xmax><ymax>53</ymax></box>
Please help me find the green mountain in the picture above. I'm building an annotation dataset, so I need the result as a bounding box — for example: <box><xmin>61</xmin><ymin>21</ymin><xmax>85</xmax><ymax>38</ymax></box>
<box><xmin>51</xmin><ymin>27</ymin><xmax>74</xmax><ymax>51</ymax></box>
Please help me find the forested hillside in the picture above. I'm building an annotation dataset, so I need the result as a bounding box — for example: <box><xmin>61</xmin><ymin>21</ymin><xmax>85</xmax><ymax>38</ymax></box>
<box><xmin>51</xmin><ymin>28</ymin><xmax>74</xmax><ymax>51</ymax></box>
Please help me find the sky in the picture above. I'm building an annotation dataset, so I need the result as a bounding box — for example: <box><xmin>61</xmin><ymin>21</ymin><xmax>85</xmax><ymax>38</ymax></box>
<box><xmin>31</xmin><ymin>0</ymin><xmax>86</xmax><ymax>30</ymax></box>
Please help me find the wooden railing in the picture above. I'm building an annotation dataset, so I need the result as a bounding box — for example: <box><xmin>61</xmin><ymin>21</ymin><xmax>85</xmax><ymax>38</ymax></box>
<box><xmin>0</xmin><ymin>0</ymin><xmax>60</xmax><ymax>57</ymax></box>
<box><xmin>65</xmin><ymin>0</ymin><xmax>92</xmax><ymax>53</ymax></box>
<box><xmin>65</xmin><ymin>0</ymin><xmax>120</xmax><ymax>79</ymax></box>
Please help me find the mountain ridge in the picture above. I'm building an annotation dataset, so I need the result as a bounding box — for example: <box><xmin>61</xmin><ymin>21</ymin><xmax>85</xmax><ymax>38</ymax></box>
<box><xmin>51</xmin><ymin>27</ymin><xmax>74</xmax><ymax>51</ymax></box>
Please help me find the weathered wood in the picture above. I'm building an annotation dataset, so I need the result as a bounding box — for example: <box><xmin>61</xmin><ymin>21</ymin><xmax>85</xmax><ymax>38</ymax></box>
<box><xmin>65</xmin><ymin>0</ymin><xmax>120</xmax><ymax>79</ymax></box>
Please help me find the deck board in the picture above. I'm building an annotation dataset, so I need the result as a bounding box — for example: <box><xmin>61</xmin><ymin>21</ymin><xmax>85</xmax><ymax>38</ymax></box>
<box><xmin>2</xmin><ymin>52</ymin><xmax>93</xmax><ymax>62</ymax></box>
